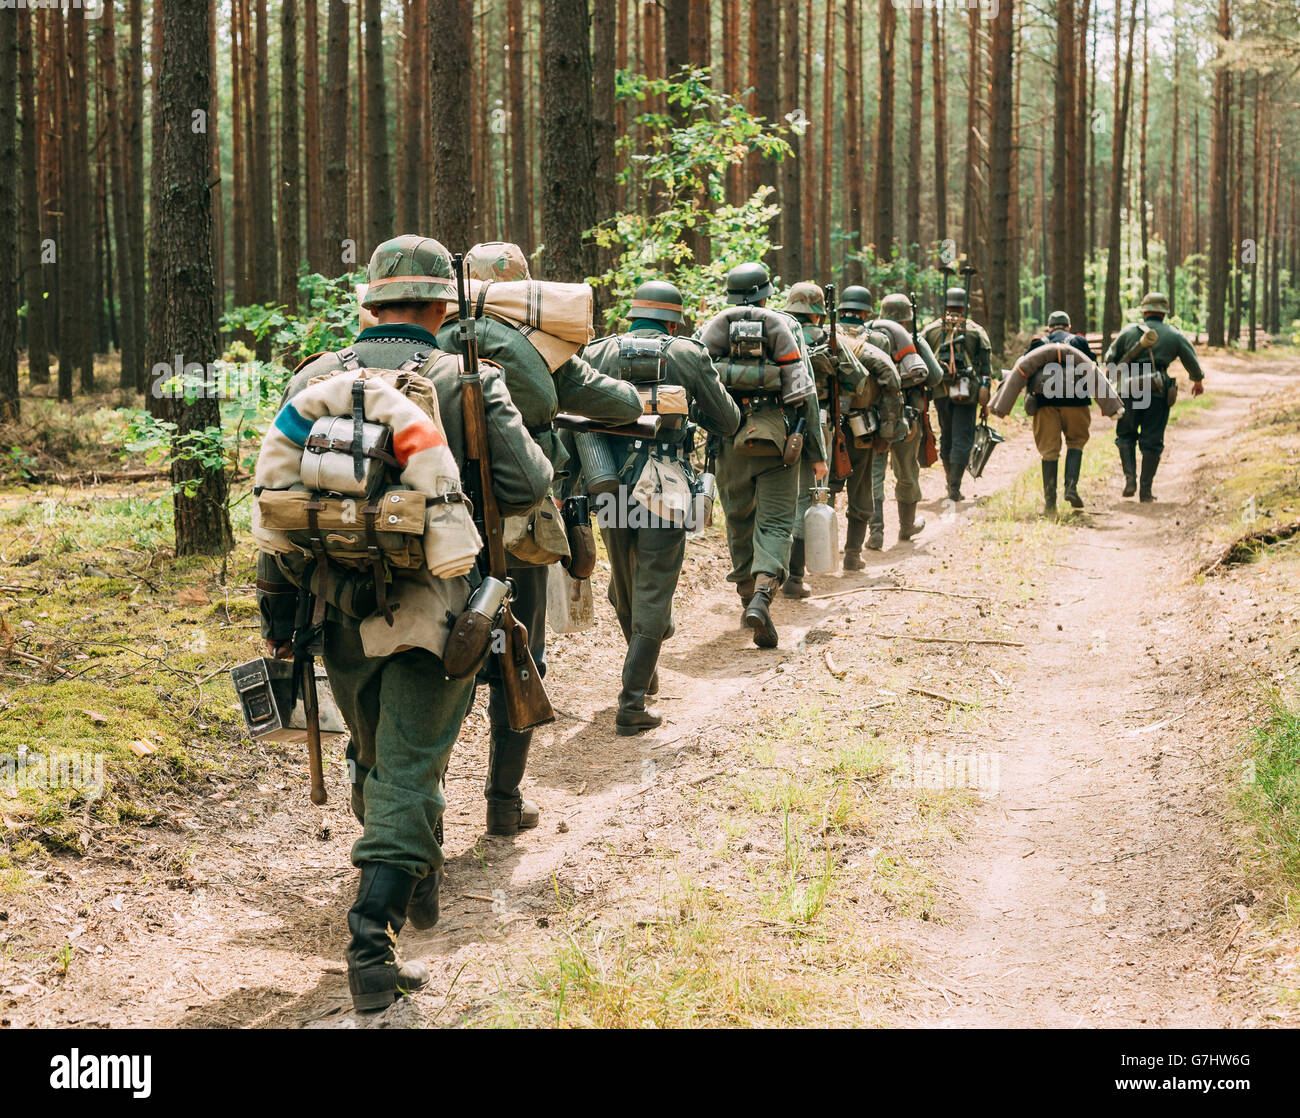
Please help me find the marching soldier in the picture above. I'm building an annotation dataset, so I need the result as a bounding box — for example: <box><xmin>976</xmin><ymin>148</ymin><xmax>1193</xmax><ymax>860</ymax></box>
<box><xmin>779</xmin><ymin>282</ymin><xmax>868</xmax><ymax>597</ymax></box>
<box><xmin>698</xmin><ymin>262</ymin><xmax>826</xmax><ymax>648</ymax></box>
<box><xmin>1104</xmin><ymin>292</ymin><xmax>1205</xmax><ymax>502</ymax></box>
<box><xmin>835</xmin><ymin>285</ymin><xmax>904</xmax><ymax>566</ymax></box>
<box><xmin>868</xmin><ymin>293</ymin><xmax>944</xmax><ymax>548</ymax></box>
<box><xmin>257</xmin><ymin>235</ymin><xmax>553</xmax><ymax>1011</ymax></box>
<box><xmin>583</xmin><ymin>281</ymin><xmax>740</xmax><ymax>733</ymax></box>
<box><xmin>1024</xmin><ymin>310</ymin><xmax>1097</xmax><ymax>515</ymax></box>
<box><xmin>436</xmin><ymin>242</ymin><xmax>642</xmax><ymax>834</ymax></box>
<box><xmin>920</xmin><ymin>286</ymin><xmax>994</xmax><ymax>503</ymax></box>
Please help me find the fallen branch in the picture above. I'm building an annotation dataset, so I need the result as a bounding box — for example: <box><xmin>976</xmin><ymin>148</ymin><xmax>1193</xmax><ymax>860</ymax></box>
<box><xmin>908</xmin><ymin>685</ymin><xmax>978</xmax><ymax>706</ymax></box>
<box><xmin>1197</xmin><ymin>518</ymin><xmax>1300</xmax><ymax>575</ymax></box>
<box><xmin>807</xmin><ymin>585</ymin><xmax>985</xmax><ymax>603</ymax></box>
<box><xmin>874</xmin><ymin>633</ymin><xmax>1024</xmax><ymax>647</ymax></box>
<box><xmin>823</xmin><ymin>648</ymin><xmax>846</xmax><ymax>679</ymax></box>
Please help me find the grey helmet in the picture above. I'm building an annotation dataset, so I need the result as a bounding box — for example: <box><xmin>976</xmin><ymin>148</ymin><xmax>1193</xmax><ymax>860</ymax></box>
<box><xmin>839</xmin><ymin>285</ymin><xmax>873</xmax><ymax>313</ymax></box>
<box><xmin>725</xmin><ymin>261</ymin><xmax>774</xmax><ymax>306</ymax></box>
<box><xmin>629</xmin><ymin>279</ymin><xmax>685</xmax><ymax>324</ymax></box>
<box><xmin>945</xmin><ymin>286</ymin><xmax>967</xmax><ymax>310</ymax></box>
<box><xmin>1047</xmin><ymin>309</ymin><xmax>1071</xmax><ymax>329</ymax></box>
<box><xmin>878</xmin><ymin>293</ymin><xmax>914</xmax><ymax>324</ymax></box>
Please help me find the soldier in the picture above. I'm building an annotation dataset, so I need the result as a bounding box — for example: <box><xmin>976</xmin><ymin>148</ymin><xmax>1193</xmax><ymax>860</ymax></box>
<box><xmin>779</xmin><ymin>281</ymin><xmax>868</xmax><ymax>597</ymax></box>
<box><xmin>868</xmin><ymin>294</ymin><xmax>944</xmax><ymax>548</ymax></box>
<box><xmin>257</xmin><ymin>235</ymin><xmax>553</xmax><ymax>1011</ymax></box>
<box><xmin>583</xmin><ymin>281</ymin><xmax>740</xmax><ymax>732</ymax></box>
<box><xmin>698</xmin><ymin>262</ymin><xmax>826</xmax><ymax>648</ymax></box>
<box><xmin>436</xmin><ymin>242</ymin><xmax>642</xmax><ymax>835</ymax></box>
<box><xmin>1104</xmin><ymin>292</ymin><xmax>1205</xmax><ymax>502</ymax></box>
<box><xmin>835</xmin><ymin>285</ymin><xmax>904</xmax><ymax>567</ymax></box>
<box><xmin>920</xmin><ymin>287</ymin><xmax>994</xmax><ymax>503</ymax></box>
<box><xmin>1023</xmin><ymin>310</ymin><xmax>1097</xmax><ymax>515</ymax></box>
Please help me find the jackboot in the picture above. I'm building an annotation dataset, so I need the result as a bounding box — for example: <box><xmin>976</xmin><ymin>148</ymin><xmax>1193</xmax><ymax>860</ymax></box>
<box><xmin>1119</xmin><ymin>444</ymin><xmax>1138</xmax><ymax>498</ymax></box>
<box><xmin>1139</xmin><ymin>452</ymin><xmax>1160</xmax><ymax>502</ymax></box>
<box><xmin>898</xmin><ymin>502</ymin><xmax>926</xmax><ymax>542</ymax></box>
<box><xmin>347</xmin><ymin>864</ymin><xmax>430</xmax><ymax>1013</ymax></box>
<box><xmin>782</xmin><ymin>539</ymin><xmax>811</xmax><ymax>598</ymax></box>
<box><xmin>485</xmin><ymin>689</ymin><xmax>539</xmax><ymax>836</ymax></box>
<box><xmin>742</xmin><ymin>575</ymin><xmax>780</xmax><ymax>648</ymax></box>
<box><xmin>867</xmin><ymin>507</ymin><xmax>885</xmax><ymax>551</ymax></box>
<box><xmin>736</xmin><ymin>577</ymin><xmax>755</xmax><ymax>624</ymax></box>
<box><xmin>946</xmin><ymin>461</ymin><xmax>965</xmax><ymax>502</ymax></box>
<box><xmin>616</xmin><ymin>634</ymin><xmax>664</xmax><ymax>735</ymax></box>
<box><xmin>843</xmin><ymin>519</ymin><xmax>868</xmax><ymax>571</ymax></box>
<box><xmin>1041</xmin><ymin>459</ymin><xmax>1058</xmax><ymax>516</ymax></box>
<box><xmin>406</xmin><ymin>867</ymin><xmax>443</xmax><ymax>931</ymax></box>
<box><xmin>1063</xmin><ymin>448</ymin><xmax>1084</xmax><ymax>508</ymax></box>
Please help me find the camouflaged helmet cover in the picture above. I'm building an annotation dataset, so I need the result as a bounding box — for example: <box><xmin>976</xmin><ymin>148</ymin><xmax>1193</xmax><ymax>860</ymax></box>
<box><xmin>629</xmin><ymin>279</ymin><xmax>685</xmax><ymax>323</ymax></box>
<box><xmin>783</xmin><ymin>281</ymin><xmax>826</xmax><ymax>316</ymax></box>
<box><xmin>363</xmin><ymin>235</ymin><xmax>456</xmax><ymax>307</ymax></box>
<box><xmin>1047</xmin><ymin>309</ymin><xmax>1071</xmax><ymax>328</ymax></box>
<box><xmin>725</xmin><ymin>261</ymin><xmax>774</xmax><ymax>306</ymax></box>
<box><xmin>878</xmin><ymin>293</ymin><xmax>914</xmax><ymax>323</ymax></box>
<box><xmin>1140</xmin><ymin>291</ymin><xmax>1170</xmax><ymax>316</ymax></box>
<box><xmin>465</xmin><ymin>241</ymin><xmax>531</xmax><ymax>282</ymax></box>
<box><xmin>839</xmin><ymin>285</ymin><xmax>873</xmax><ymax>312</ymax></box>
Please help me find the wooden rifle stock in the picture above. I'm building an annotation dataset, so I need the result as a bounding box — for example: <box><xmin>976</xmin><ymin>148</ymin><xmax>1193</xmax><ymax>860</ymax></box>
<box><xmin>294</xmin><ymin>587</ymin><xmax>327</xmax><ymax>805</ymax></box>
<box><xmin>823</xmin><ymin>283</ymin><xmax>852</xmax><ymax>482</ymax></box>
<box><xmin>452</xmin><ymin>254</ymin><xmax>554</xmax><ymax>732</ymax></box>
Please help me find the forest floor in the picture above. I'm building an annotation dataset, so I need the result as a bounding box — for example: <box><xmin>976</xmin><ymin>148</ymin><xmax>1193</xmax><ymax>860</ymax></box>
<box><xmin>2</xmin><ymin>350</ymin><xmax>1300</xmax><ymax>1028</ymax></box>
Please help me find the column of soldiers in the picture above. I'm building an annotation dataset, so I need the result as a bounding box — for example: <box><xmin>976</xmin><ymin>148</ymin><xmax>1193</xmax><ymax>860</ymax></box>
<box><xmin>254</xmin><ymin>233</ymin><xmax>1206</xmax><ymax>1012</ymax></box>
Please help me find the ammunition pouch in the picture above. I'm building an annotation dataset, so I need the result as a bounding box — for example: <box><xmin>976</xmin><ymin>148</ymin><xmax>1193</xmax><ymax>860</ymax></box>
<box><xmin>503</xmin><ymin>496</ymin><xmax>571</xmax><ymax>566</ymax></box>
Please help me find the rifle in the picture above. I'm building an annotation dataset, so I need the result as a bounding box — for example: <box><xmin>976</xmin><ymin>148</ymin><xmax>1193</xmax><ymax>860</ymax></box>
<box><xmin>293</xmin><ymin>586</ymin><xmax>328</xmax><ymax>805</ymax></box>
<box><xmin>910</xmin><ymin>288</ymin><xmax>941</xmax><ymax>468</ymax></box>
<box><xmin>453</xmin><ymin>254</ymin><xmax>555</xmax><ymax>733</ymax></box>
<box><xmin>823</xmin><ymin>283</ymin><xmax>852</xmax><ymax>482</ymax></box>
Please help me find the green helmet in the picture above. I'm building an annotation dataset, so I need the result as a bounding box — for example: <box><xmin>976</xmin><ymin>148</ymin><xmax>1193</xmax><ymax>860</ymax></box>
<box><xmin>466</xmin><ymin>241</ymin><xmax>530</xmax><ymax>282</ymax></box>
<box><xmin>629</xmin><ymin>280</ymin><xmax>684</xmax><ymax>324</ymax></box>
<box><xmin>945</xmin><ymin>286</ymin><xmax>967</xmax><ymax>310</ymax></box>
<box><xmin>1140</xmin><ymin>291</ymin><xmax>1170</xmax><ymax>316</ymax></box>
<box><xmin>1047</xmin><ymin>310</ymin><xmax>1071</xmax><ymax>329</ymax></box>
<box><xmin>783</xmin><ymin>281</ymin><xmax>825</xmax><ymax>317</ymax></box>
<box><xmin>878</xmin><ymin>293</ymin><xmax>914</xmax><ymax>324</ymax></box>
<box><xmin>840</xmin><ymin>285</ymin><xmax>873</xmax><ymax>313</ymax></box>
<box><xmin>363</xmin><ymin>235</ymin><xmax>456</xmax><ymax>308</ymax></box>
<box><xmin>725</xmin><ymin>262</ymin><xmax>774</xmax><ymax>306</ymax></box>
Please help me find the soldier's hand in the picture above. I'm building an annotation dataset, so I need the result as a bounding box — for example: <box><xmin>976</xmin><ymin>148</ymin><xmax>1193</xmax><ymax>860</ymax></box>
<box><xmin>1191</xmin><ymin>380</ymin><xmax>1205</xmax><ymax>397</ymax></box>
<box><xmin>266</xmin><ymin>639</ymin><xmax>294</xmax><ymax>660</ymax></box>
<box><xmin>812</xmin><ymin>460</ymin><xmax>829</xmax><ymax>481</ymax></box>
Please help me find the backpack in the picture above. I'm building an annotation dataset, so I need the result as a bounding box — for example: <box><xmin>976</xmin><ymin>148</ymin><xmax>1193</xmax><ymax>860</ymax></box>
<box><xmin>718</xmin><ymin>314</ymin><xmax>784</xmax><ymax>394</ymax></box>
<box><xmin>252</xmin><ymin>349</ymin><xmax>480</xmax><ymax>624</ymax></box>
<box><xmin>615</xmin><ymin>335</ymin><xmax>688</xmax><ymax>419</ymax></box>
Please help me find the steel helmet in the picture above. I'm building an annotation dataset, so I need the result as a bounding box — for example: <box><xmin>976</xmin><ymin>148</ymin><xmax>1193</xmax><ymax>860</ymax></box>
<box><xmin>944</xmin><ymin>286</ymin><xmax>967</xmax><ymax>310</ymax></box>
<box><xmin>1047</xmin><ymin>310</ymin><xmax>1071</xmax><ymax>328</ymax></box>
<box><xmin>465</xmin><ymin>241</ymin><xmax>531</xmax><ymax>282</ymax></box>
<box><xmin>629</xmin><ymin>280</ymin><xmax>685</xmax><ymax>324</ymax></box>
<box><xmin>362</xmin><ymin>235</ymin><xmax>457</xmax><ymax>308</ymax></box>
<box><xmin>782</xmin><ymin>281</ymin><xmax>825</xmax><ymax>317</ymax></box>
<box><xmin>1139</xmin><ymin>291</ymin><xmax>1170</xmax><ymax>316</ymax></box>
<box><xmin>839</xmin><ymin>285</ymin><xmax>873</xmax><ymax>313</ymax></box>
<box><xmin>725</xmin><ymin>261</ymin><xmax>774</xmax><ymax>306</ymax></box>
<box><xmin>878</xmin><ymin>293</ymin><xmax>914</xmax><ymax>324</ymax></box>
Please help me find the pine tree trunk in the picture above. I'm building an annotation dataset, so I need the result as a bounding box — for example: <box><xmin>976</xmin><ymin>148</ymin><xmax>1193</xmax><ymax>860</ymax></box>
<box><xmin>101</xmin><ymin>3</ymin><xmax>138</xmax><ymax>391</ymax></box>
<box><xmin>323</xmin><ymin>0</ymin><xmax>350</xmax><ymax>270</ymax></box>
<box><xmin>18</xmin><ymin>7</ymin><xmax>48</xmax><ymax>387</ymax></box>
<box><xmin>987</xmin><ymin>0</ymin><xmax>1014</xmax><ymax>353</ymax></box>
<box><xmin>398</xmin><ymin>0</ymin><xmax>421</xmax><ymax>232</ymax></box>
<box><xmin>872</xmin><ymin>0</ymin><xmax>895</xmax><ymax>258</ymax></box>
<box><xmin>253</xmin><ymin>0</ymin><xmax>277</xmax><ymax>316</ymax></box>
<box><xmin>1101</xmin><ymin>0</ymin><xmax>1137</xmax><ymax>352</ymax></box>
<box><xmin>931</xmin><ymin>5</ymin><xmax>948</xmax><ymax>251</ymax></box>
<box><xmin>1069</xmin><ymin>0</ymin><xmax>1089</xmax><ymax>324</ymax></box>
<box><xmin>127</xmin><ymin>0</ymin><xmax>147</xmax><ymax>391</ymax></box>
<box><xmin>818</xmin><ymin>2</ymin><xmax>832</xmax><ymax>278</ymax></box>
<box><xmin>155</xmin><ymin>0</ymin><xmax>231</xmax><ymax>556</ymax></box>
<box><xmin>231</xmin><ymin>0</ymin><xmax>248</xmax><ymax>306</ymax></box>
<box><xmin>1051</xmin><ymin>0</ymin><xmax>1073</xmax><ymax>311</ymax></box>
<box><xmin>665</xmin><ymin>0</ymin><xmax>689</xmax><ymax>75</ymax></box>
<box><xmin>0</xmin><ymin>8</ymin><xmax>18</xmax><ymax>419</ymax></box>
<box><xmin>280</xmin><ymin>0</ymin><xmax>301</xmax><ymax>309</ymax></box>
<box><xmin>71</xmin><ymin>9</ymin><xmax>93</xmax><ymax>393</ymax></box>
<box><xmin>1167</xmin><ymin>11</ymin><xmax>1180</xmax><ymax>299</ymax></box>
<box><xmin>782</xmin><ymin>0</ymin><xmax>803</xmax><ymax>281</ymax></box>
<box><xmin>507</xmin><ymin>0</ymin><xmax>529</xmax><ymax>247</ymax></box>
<box><xmin>906</xmin><ymin>7</ymin><xmax>923</xmax><ymax>264</ymax></box>
<box><xmin>723</xmin><ymin>0</ymin><xmax>742</xmax><ymax>206</ymax></box>
<box><xmin>304</xmin><ymin>0</ymin><xmax>325</xmax><ymax>272</ymax></box>
<box><xmin>962</xmin><ymin>6</ymin><xmax>981</xmax><ymax>272</ymax></box>
<box><xmin>1138</xmin><ymin>1</ymin><xmax>1149</xmax><ymax>293</ymax></box>
<box><xmin>429</xmin><ymin>0</ymin><xmax>474</xmax><ymax>254</ymax></box>
<box><xmin>753</xmin><ymin>0</ymin><xmax>778</xmax><ymax>205</ymax></box>
<box><xmin>592</xmin><ymin>0</ymin><xmax>617</xmax><ymax>236</ymax></box>
<box><xmin>540</xmin><ymin>0</ymin><xmax>596</xmax><ymax>281</ymax></box>
<box><xmin>363</xmin><ymin>0</ymin><xmax>393</xmax><ymax>256</ymax></box>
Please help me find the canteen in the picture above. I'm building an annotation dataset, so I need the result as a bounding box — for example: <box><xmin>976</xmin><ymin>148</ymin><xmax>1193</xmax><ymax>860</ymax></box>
<box><xmin>803</xmin><ymin>487</ymin><xmax>838</xmax><ymax>575</ymax></box>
